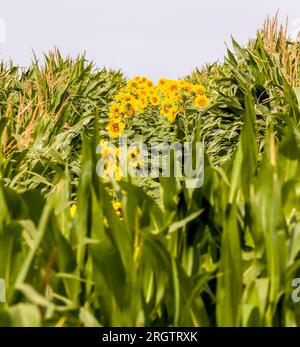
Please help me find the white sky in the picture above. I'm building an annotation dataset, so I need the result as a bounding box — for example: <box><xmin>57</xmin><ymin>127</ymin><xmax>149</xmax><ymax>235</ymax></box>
<box><xmin>0</xmin><ymin>0</ymin><xmax>299</xmax><ymax>80</ymax></box>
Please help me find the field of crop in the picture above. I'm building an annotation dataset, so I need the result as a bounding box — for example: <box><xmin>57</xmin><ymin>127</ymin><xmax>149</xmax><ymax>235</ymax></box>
<box><xmin>0</xmin><ymin>16</ymin><xmax>300</xmax><ymax>327</ymax></box>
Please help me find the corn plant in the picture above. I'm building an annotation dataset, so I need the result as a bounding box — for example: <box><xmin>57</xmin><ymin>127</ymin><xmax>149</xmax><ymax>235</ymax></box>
<box><xmin>0</xmin><ymin>17</ymin><xmax>300</xmax><ymax>327</ymax></box>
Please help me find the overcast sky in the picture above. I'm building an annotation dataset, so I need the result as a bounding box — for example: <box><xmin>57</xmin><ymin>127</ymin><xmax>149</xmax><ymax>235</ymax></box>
<box><xmin>0</xmin><ymin>0</ymin><xmax>299</xmax><ymax>80</ymax></box>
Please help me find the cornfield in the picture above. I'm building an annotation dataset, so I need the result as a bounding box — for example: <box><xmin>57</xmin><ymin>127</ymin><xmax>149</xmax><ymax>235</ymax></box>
<box><xmin>0</xmin><ymin>16</ymin><xmax>300</xmax><ymax>327</ymax></box>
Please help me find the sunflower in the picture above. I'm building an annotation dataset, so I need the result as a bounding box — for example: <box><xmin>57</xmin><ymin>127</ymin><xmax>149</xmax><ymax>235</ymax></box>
<box><xmin>129</xmin><ymin>146</ymin><xmax>140</xmax><ymax>159</ymax></box>
<box><xmin>133</xmin><ymin>76</ymin><xmax>142</xmax><ymax>82</ymax></box>
<box><xmin>193</xmin><ymin>84</ymin><xmax>206</xmax><ymax>95</ymax></box>
<box><xmin>139</xmin><ymin>97</ymin><xmax>148</xmax><ymax>110</ymax></box>
<box><xmin>102</xmin><ymin>157</ymin><xmax>121</xmax><ymax>180</ymax></box>
<box><xmin>110</xmin><ymin>103</ymin><xmax>121</xmax><ymax>114</ymax></box>
<box><xmin>150</xmin><ymin>94</ymin><xmax>160</xmax><ymax>106</ymax></box>
<box><xmin>124</xmin><ymin>106</ymin><xmax>135</xmax><ymax>117</ymax></box>
<box><xmin>106</xmin><ymin>121</ymin><xmax>125</xmax><ymax>138</ymax></box>
<box><xmin>103</xmin><ymin>157</ymin><xmax>116</xmax><ymax>170</ymax></box>
<box><xmin>194</xmin><ymin>95</ymin><xmax>209</xmax><ymax>108</ymax></box>
<box><xmin>179</xmin><ymin>80</ymin><xmax>193</xmax><ymax>94</ymax></box>
<box><xmin>146</xmin><ymin>80</ymin><xmax>154</xmax><ymax>89</ymax></box>
<box><xmin>167</xmin><ymin>106</ymin><xmax>178</xmax><ymax>123</ymax></box>
<box><xmin>175</xmin><ymin>94</ymin><xmax>183</xmax><ymax>102</ymax></box>
<box><xmin>126</xmin><ymin>79</ymin><xmax>139</xmax><ymax>90</ymax></box>
<box><xmin>99</xmin><ymin>140</ymin><xmax>118</xmax><ymax>158</ymax></box>
<box><xmin>112</xmin><ymin>201</ymin><xmax>123</xmax><ymax>219</ymax></box>
<box><xmin>115</xmin><ymin>92</ymin><xmax>133</xmax><ymax>102</ymax></box>
<box><xmin>121</xmin><ymin>101</ymin><xmax>135</xmax><ymax>117</ymax></box>
<box><xmin>109</xmin><ymin>111</ymin><xmax>123</xmax><ymax>122</ymax></box>
<box><xmin>128</xmin><ymin>146</ymin><xmax>144</xmax><ymax>168</ymax></box>
<box><xmin>138</xmin><ymin>89</ymin><xmax>148</xmax><ymax>98</ymax></box>
<box><xmin>134</xmin><ymin>99</ymin><xmax>146</xmax><ymax>112</ymax></box>
<box><xmin>169</xmin><ymin>81</ymin><xmax>179</xmax><ymax>93</ymax></box>
<box><xmin>103</xmin><ymin>162</ymin><xmax>121</xmax><ymax>182</ymax></box>
<box><xmin>109</xmin><ymin>102</ymin><xmax>123</xmax><ymax>121</ymax></box>
<box><xmin>113</xmin><ymin>201</ymin><xmax>122</xmax><ymax>216</ymax></box>
<box><xmin>158</xmin><ymin>78</ymin><xmax>168</xmax><ymax>88</ymax></box>
<box><xmin>161</xmin><ymin>99</ymin><xmax>173</xmax><ymax>116</ymax></box>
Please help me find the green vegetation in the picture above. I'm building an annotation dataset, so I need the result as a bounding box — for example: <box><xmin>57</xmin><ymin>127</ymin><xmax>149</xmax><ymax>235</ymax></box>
<box><xmin>0</xmin><ymin>17</ymin><xmax>300</xmax><ymax>327</ymax></box>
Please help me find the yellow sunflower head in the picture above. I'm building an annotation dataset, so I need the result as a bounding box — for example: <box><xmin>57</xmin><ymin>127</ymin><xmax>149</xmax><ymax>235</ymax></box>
<box><xmin>146</xmin><ymin>80</ymin><xmax>154</xmax><ymax>89</ymax></box>
<box><xmin>99</xmin><ymin>140</ymin><xmax>118</xmax><ymax>158</ymax></box>
<box><xmin>167</xmin><ymin>106</ymin><xmax>178</xmax><ymax>123</ymax></box>
<box><xmin>194</xmin><ymin>95</ymin><xmax>209</xmax><ymax>109</ymax></box>
<box><xmin>106</xmin><ymin>121</ymin><xmax>125</xmax><ymax>138</ymax></box>
<box><xmin>193</xmin><ymin>84</ymin><xmax>206</xmax><ymax>95</ymax></box>
<box><xmin>128</xmin><ymin>146</ymin><xmax>144</xmax><ymax>168</ymax></box>
<box><xmin>110</xmin><ymin>103</ymin><xmax>121</xmax><ymax>114</ymax></box>
<box><xmin>161</xmin><ymin>99</ymin><xmax>173</xmax><ymax>116</ymax></box>
<box><xmin>150</xmin><ymin>94</ymin><xmax>160</xmax><ymax>106</ymax></box>
<box><xmin>134</xmin><ymin>99</ymin><xmax>146</xmax><ymax>112</ymax></box>
<box><xmin>121</xmin><ymin>101</ymin><xmax>135</xmax><ymax>117</ymax></box>
<box><xmin>115</xmin><ymin>92</ymin><xmax>133</xmax><ymax>103</ymax></box>
<box><xmin>158</xmin><ymin>78</ymin><xmax>169</xmax><ymax>89</ymax></box>
<box><xmin>113</xmin><ymin>201</ymin><xmax>122</xmax><ymax>215</ymax></box>
<box><xmin>108</xmin><ymin>111</ymin><xmax>123</xmax><ymax>122</ymax></box>
<box><xmin>141</xmin><ymin>76</ymin><xmax>148</xmax><ymax>84</ymax></box>
<box><xmin>179</xmin><ymin>80</ymin><xmax>193</xmax><ymax>94</ymax></box>
<box><xmin>168</xmin><ymin>81</ymin><xmax>179</xmax><ymax>94</ymax></box>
